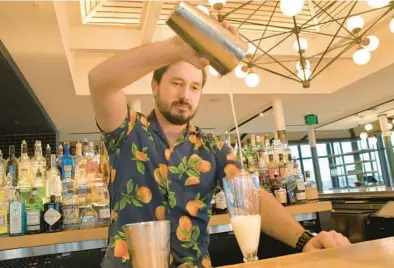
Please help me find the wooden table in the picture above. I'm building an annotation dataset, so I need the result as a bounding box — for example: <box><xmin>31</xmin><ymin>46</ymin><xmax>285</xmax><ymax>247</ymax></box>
<box><xmin>220</xmin><ymin>237</ymin><xmax>394</xmax><ymax>268</ymax></box>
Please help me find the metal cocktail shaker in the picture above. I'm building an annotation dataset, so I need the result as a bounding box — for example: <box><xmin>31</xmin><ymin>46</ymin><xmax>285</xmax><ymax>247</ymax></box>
<box><xmin>123</xmin><ymin>220</ymin><xmax>170</xmax><ymax>268</ymax></box>
<box><xmin>166</xmin><ymin>1</ymin><xmax>246</xmax><ymax>76</ymax></box>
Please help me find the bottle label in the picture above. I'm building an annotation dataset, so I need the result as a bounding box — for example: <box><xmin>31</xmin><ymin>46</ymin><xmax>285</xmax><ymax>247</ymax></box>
<box><xmin>62</xmin><ymin>206</ymin><xmax>79</xmax><ymax>225</ymax></box>
<box><xmin>215</xmin><ymin>191</ymin><xmax>227</xmax><ymax>210</ymax></box>
<box><xmin>210</xmin><ymin>197</ymin><xmax>216</xmax><ymax>205</ymax></box>
<box><xmin>275</xmin><ymin>189</ymin><xmax>287</xmax><ymax>204</ymax></box>
<box><xmin>64</xmin><ymin>165</ymin><xmax>72</xmax><ymax>179</ymax></box>
<box><xmin>44</xmin><ymin>207</ymin><xmax>61</xmax><ymax>226</ymax></box>
<box><xmin>296</xmin><ymin>181</ymin><xmax>305</xmax><ymax>191</ymax></box>
<box><xmin>9</xmin><ymin>202</ymin><xmax>22</xmax><ymax>234</ymax></box>
<box><xmin>48</xmin><ymin>177</ymin><xmax>62</xmax><ymax>197</ymax></box>
<box><xmin>26</xmin><ymin>210</ymin><xmax>41</xmax><ymax>226</ymax></box>
<box><xmin>296</xmin><ymin>192</ymin><xmax>307</xmax><ymax>201</ymax></box>
<box><xmin>99</xmin><ymin>208</ymin><xmax>110</xmax><ymax>219</ymax></box>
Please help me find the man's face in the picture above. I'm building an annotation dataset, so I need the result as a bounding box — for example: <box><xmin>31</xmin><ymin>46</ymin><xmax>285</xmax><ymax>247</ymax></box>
<box><xmin>152</xmin><ymin>61</ymin><xmax>203</xmax><ymax>125</ymax></box>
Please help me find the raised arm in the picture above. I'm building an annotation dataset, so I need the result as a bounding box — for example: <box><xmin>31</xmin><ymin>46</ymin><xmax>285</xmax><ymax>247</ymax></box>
<box><xmin>88</xmin><ymin>36</ymin><xmax>209</xmax><ymax>133</ymax></box>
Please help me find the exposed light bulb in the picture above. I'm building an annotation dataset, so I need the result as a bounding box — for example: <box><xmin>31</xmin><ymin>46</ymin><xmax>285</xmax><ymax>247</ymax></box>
<box><xmin>297</xmin><ymin>69</ymin><xmax>312</xmax><ymax>80</ymax></box>
<box><xmin>259</xmin><ymin>113</ymin><xmax>264</xmax><ymax>117</ymax></box>
<box><xmin>347</xmin><ymin>16</ymin><xmax>365</xmax><ymax>32</ymax></box>
<box><xmin>208</xmin><ymin>0</ymin><xmax>226</xmax><ymax>10</ymax></box>
<box><xmin>245</xmin><ymin>72</ymin><xmax>260</xmax><ymax>88</ymax></box>
<box><xmin>196</xmin><ymin>5</ymin><xmax>210</xmax><ymax>15</ymax></box>
<box><xmin>389</xmin><ymin>123</ymin><xmax>393</xmax><ymax>130</ymax></box>
<box><xmin>280</xmin><ymin>0</ymin><xmax>305</xmax><ymax>17</ymax></box>
<box><xmin>390</xmin><ymin>18</ymin><xmax>394</xmax><ymax>33</ymax></box>
<box><xmin>293</xmin><ymin>38</ymin><xmax>308</xmax><ymax>52</ymax></box>
<box><xmin>360</xmin><ymin>132</ymin><xmax>368</xmax><ymax>140</ymax></box>
<box><xmin>364</xmin><ymin>123</ymin><xmax>373</xmax><ymax>131</ymax></box>
<box><xmin>367</xmin><ymin>0</ymin><xmax>389</xmax><ymax>9</ymax></box>
<box><xmin>208</xmin><ymin>65</ymin><xmax>219</xmax><ymax>77</ymax></box>
<box><xmin>353</xmin><ymin>48</ymin><xmax>371</xmax><ymax>65</ymax></box>
<box><xmin>234</xmin><ymin>64</ymin><xmax>248</xmax><ymax>79</ymax></box>
<box><xmin>247</xmin><ymin>43</ymin><xmax>257</xmax><ymax>55</ymax></box>
<box><xmin>296</xmin><ymin>60</ymin><xmax>311</xmax><ymax>71</ymax></box>
<box><xmin>392</xmin><ymin>119</ymin><xmax>394</xmax><ymax>124</ymax></box>
<box><xmin>364</xmin><ymin>36</ymin><xmax>379</xmax><ymax>52</ymax></box>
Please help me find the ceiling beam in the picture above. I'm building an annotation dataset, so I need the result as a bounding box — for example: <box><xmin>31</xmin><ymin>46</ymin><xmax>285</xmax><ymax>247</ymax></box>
<box><xmin>140</xmin><ymin>1</ymin><xmax>164</xmax><ymax>44</ymax></box>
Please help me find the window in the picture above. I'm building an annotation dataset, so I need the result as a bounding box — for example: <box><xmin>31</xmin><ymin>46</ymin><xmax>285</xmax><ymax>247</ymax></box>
<box><xmin>319</xmin><ymin>158</ymin><xmax>332</xmax><ymax>190</ymax></box>
<box><xmin>289</xmin><ymin>145</ymin><xmax>299</xmax><ymax>159</ymax></box>
<box><xmin>302</xmin><ymin>159</ymin><xmax>315</xmax><ymax>182</ymax></box>
<box><xmin>341</xmin><ymin>142</ymin><xmax>353</xmax><ymax>154</ymax></box>
<box><xmin>316</xmin><ymin>144</ymin><xmax>327</xmax><ymax>156</ymax></box>
<box><xmin>300</xmin><ymin>144</ymin><xmax>311</xmax><ymax>158</ymax></box>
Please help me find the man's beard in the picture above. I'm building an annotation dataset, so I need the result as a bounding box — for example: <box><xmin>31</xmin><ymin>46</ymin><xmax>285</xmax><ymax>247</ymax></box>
<box><xmin>156</xmin><ymin>95</ymin><xmax>197</xmax><ymax>125</ymax></box>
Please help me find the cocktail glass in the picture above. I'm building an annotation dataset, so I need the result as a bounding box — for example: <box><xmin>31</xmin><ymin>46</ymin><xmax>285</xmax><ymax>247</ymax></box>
<box><xmin>223</xmin><ymin>170</ymin><xmax>261</xmax><ymax>263</ymax></box>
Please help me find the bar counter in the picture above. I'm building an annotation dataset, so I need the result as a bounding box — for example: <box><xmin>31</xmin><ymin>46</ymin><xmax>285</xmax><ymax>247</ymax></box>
<box><xmin>0</xmin><ymin>201</ymin><xmax>332</xmax><ymax>253</ymax></box>
<box><xmin>319</xmin><ymin>186</ymin><xmax>394</xmax><ymax>199</ymax></box>
<box><xmin>220</xmin><ymin>237</ymin><xmax>394</xmax><ymax>268</ymax></box>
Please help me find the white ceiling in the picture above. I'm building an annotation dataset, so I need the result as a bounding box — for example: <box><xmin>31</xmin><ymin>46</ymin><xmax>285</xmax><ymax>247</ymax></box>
<box><xmin>0</xmin><ymin>1</ymin><xmax>393</xmax><ymax>142</ymax></box>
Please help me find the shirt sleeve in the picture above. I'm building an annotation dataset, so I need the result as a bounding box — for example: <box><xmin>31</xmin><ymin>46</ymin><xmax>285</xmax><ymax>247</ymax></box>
<box><xmin>213</xmin><ymin>137</ymin><xmax>242</xmax><ymax>188</ymax></box>
<box><xmin>96</xmin><ymin>104</ymin><xmax>138</xmax><ymax>164</ymax></box>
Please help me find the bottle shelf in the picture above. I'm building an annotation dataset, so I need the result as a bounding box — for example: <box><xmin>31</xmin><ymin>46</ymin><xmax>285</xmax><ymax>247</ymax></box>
<box><xmin>329</xmin><ymin>159</ymin><xmax>376</xmax><ymax>169</ymax></box>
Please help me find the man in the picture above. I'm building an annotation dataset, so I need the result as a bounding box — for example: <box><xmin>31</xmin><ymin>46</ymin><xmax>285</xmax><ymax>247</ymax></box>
<box><xmin>89</xmin><ymin>19</ymin><xmax>350</xmax><ymax>268</ymax></box>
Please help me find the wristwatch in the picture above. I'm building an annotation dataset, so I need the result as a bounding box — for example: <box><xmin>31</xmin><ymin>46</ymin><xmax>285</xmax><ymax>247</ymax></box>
<box><xmin>296</xmin><ymin>230</ymin><xmax>317</xmax><ymax>252</ymax></box>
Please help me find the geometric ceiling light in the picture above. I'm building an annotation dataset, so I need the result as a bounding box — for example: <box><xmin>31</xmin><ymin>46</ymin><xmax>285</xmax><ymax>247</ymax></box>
<box><xmin>360</xmin><ymin>132</ymin><xmax>369</xmax><ymax>140</ymax></box>
<box><xmin>207</xmin><ymin>0</ymin><xmax>394</xmax><ymax>88</ymax></box>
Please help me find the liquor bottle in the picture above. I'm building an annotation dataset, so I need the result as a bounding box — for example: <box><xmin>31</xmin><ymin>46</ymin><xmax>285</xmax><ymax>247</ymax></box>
<box><xmin>278</xmin><ymin>153</ymin><xmax>288</xmax><ymax>179</ymax></box>
<box><xmin>26</xmin><ymin>188</ymin><xmax>44</xmax><ymax>234</ymax></box>
<box><xmin>74</xmin><ymin>142</ymin><xmax>86</xmax><ymax>180</ymax></box>
<box><xmin>250</xmin><ymin>134</ymin><xmax>257</xmax><ymax>151</ymax></box>
<box><xmin>56</xmin><ymin>144</ymin><xmax>63</xmax><ymax>174</ymax></box>
<box><xmin>43</xmin><ymin>195</ymin><xmax>62</xmax><ymax>232</ymax></box>
<box><xmin>9</xmin><ymin>189</ymin><xmax>27</xmax><ymax>236</ymax></box>
<box><xmin>33</xmin><ymin>169</ymin><xmax>46</xmax><ymax>201</ymax></box>
<box><xmin>268</xmin><ymin>154</ymin><xmax>279</xmax><ymax>183</ymax></box>
<box><xmin>60</xmin><ymin>142</ymin><xmax>74</xmax><ymax>180</ymax></box>
<box><xmin>19</xmin><ymin>140</ymin><xmax>32</xmax><ymax>200</ymax></box>
<box><xmin>0</xmin><ymin>189</ymin><xmax>8</xmax><ymax>236</ymax></box>
<box><xmin>87</xmin><ymin>141</ymin><xmax>98</xmax><ymax>181</ymax></box>
<box><xmin>272</xmin><ymin>173</ymin><xmax>287</xmax><ymax>206</ymax></box>
<box><xmin>7</xmin><ymin>145</ymin><xmax>18</xmax><ymax>188</ymax></box>
<box><xmin>214</xmin><ymin>187</ymin><xmax>227</xmax><ymax>214</ymax></box>
<box><xmin>45</xmin><ymin>144</ymin><xmax>51</xmax><ymax>170</ymax></box>
<box><xmin>92</xmin><ymin>180</ymin><xmax>110</xmax><ymax>227</ymax></box>
<box><xmin>31</xmin><ymin>141</ymin><xmax>47</xmax><ymax>184</ymax></box>
<box><xmin>0</xmin><ymin>150</ymin><xmax>6</xmax><ymax>187</ymax></box>
<box><xmin>80</xmin><ymin>197</ymin><xmax>98</xmax><ymax>229</ymax></box>
<box><xmin>46</xmin><ymin>155</ymin><xmax>62</xmax><ymax>199</ymax></box>
<box><xmin>295</xmin><ymin>173</ymin><xmax>307</xmax><ymax>204</ymax></box>
<box><xmin>62</xmin><ymin>179</ymin><xmax>79</xmax><ymax>230</ymax></box>
<box><xmin>305</xmin><ymin>171</ymin><xmax>319</xmax><ymax>202</ymax></box>
<box><xmin>99</xmin><ymin>138</ymin><xmax>110</xmax><ymax>183</ymax></box>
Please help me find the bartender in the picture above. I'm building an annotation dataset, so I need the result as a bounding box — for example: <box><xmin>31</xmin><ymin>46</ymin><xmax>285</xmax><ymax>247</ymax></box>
<box><xmin>89</xmin><ymin>18</ymin><xmax>350</xmax><ymax>268</ymax></box>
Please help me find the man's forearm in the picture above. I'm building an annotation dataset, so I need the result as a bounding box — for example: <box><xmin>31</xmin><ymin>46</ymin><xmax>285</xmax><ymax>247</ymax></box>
<box><xmin>260</xmin><ymin>189</ymin><xmax>305</xmax><ymax>248</ymax></box>
<box><xmin>88</xmin><ymin>37</ymin><xmax>182</xmax><ymax>93</ymax></box>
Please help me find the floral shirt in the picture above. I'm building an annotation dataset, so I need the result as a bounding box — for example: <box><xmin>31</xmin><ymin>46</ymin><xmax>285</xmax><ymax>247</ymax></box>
<box><xmin>100</xmin><ymin>106</ymin><xmax>240</xmax><ymax>268</ymax></box>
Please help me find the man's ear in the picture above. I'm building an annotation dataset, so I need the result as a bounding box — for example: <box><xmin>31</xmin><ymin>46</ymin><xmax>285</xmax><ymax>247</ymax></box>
<box><xmin>151</xmin><ymin>80</ymin><xmax>158</xmax><ymax>98</ymax></box>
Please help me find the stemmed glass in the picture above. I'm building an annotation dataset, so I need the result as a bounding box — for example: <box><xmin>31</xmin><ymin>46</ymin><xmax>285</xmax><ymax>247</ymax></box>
<box><xmin>223</xmin><ymin>170</ymin><xmax>261</xmax><ymax>263</ymax></box>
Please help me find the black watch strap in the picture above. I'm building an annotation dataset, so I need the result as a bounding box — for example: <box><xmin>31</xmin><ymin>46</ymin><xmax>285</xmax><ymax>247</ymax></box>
<box><xmin>296</xmin><ymin>230</ymin><xmax>317</xmax><ymax>252</ymax></box>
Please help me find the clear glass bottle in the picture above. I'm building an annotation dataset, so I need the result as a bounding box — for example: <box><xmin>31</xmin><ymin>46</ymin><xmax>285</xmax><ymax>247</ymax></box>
<box><xmin>33</xmin><ymin>169</ymin><xmax>46</xmax><ymax>201</ymax></box>
<box><xmin>92</xmin><ymin>179</ymin><xmax>110</xmax><ymax>227</ymax></box>
<box><xmin>46</xmin><ymin>154</ymin><xmax>62</xmax><ymax>199</ymax></box>
<box><xmin>295</xmin><ymin>173</ymin><xmax>307</xmax><ymax>204</ymax></box>
<box><xmin>0</xmin><ymin>150</ymin><xmax>6</xmax><ymax>187</ymax></box>
<box><xmin>9</xmin><ymin>189</ymin><xmax>27</xmax><ymax>236</ymax></box>
<box><xmin>31</xmin><ymin>140</ymin><xmax>47</xmax><ymax>184</ymax></box>
<box><xmin>80</xmin><ymin>197</ymin><xmax>98</xmax><ymax>229</ymax></box>
<box><xmin>7</xmin><ymin>145</ymin><xmax>18</xmax><ymax>188</ymax></box>
<box><xmin>87</xmin><ymin>141</ymin><xmax>98</xmax><ymax>181</ymax></box>
<box><xmin>74</xmin><ymin>141</ymin><xmax>86</xmax><ymax>180</ymax></box>
<box><xmin>45</xmin><ymin>144</ymin><xmax>51</xmax><ymax>170</ymax></box>
<box><xmin>56</xmin><ymin>144</ymin><xmax>64</xmax><ymax>174</ymax></box>
<box><xmin>26</xmin><ymin>188</ymin><xmax>44</xmax><ymax>234</ymax></box>
<box><xmin>0</xmin><ymin>189</ymin><xmax>8</xmax><ymax>236</ymax></box>
<box><xmin>18</xmin><ymin>140</ymin><xmax>32</xmax><ymax>200</ymax></box>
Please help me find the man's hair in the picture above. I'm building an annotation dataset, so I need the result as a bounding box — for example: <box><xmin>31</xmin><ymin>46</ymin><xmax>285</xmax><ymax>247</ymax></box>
<box><xmin>152</xmin><ymin>64</ymin><xmax>207</xmax><ymax>88</ymax></box>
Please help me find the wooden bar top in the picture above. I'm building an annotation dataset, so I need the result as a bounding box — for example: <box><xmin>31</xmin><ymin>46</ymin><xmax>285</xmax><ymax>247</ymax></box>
<box><xmin>219</xmin><ymin>237</ymin><xmax>394</xmax><ymax>268</ymax></box>
<box><xmin>0</xmin><ymin>202</ymin><xmax>332</xmax><ymax>251</ymax></box>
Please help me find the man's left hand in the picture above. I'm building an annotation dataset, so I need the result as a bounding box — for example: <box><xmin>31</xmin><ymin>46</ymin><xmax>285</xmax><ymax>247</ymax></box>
<box><xmin>303</xmin><ymin>231</ymin><xmax>351</xmax><ymax>252</ymax></box>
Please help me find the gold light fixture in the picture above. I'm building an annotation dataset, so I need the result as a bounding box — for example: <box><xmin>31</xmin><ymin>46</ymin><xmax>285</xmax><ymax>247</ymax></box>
<box><xmin>208</xmin><ymin>0</ymin><xmax>394</xmax><ymax>88</ymax></box>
